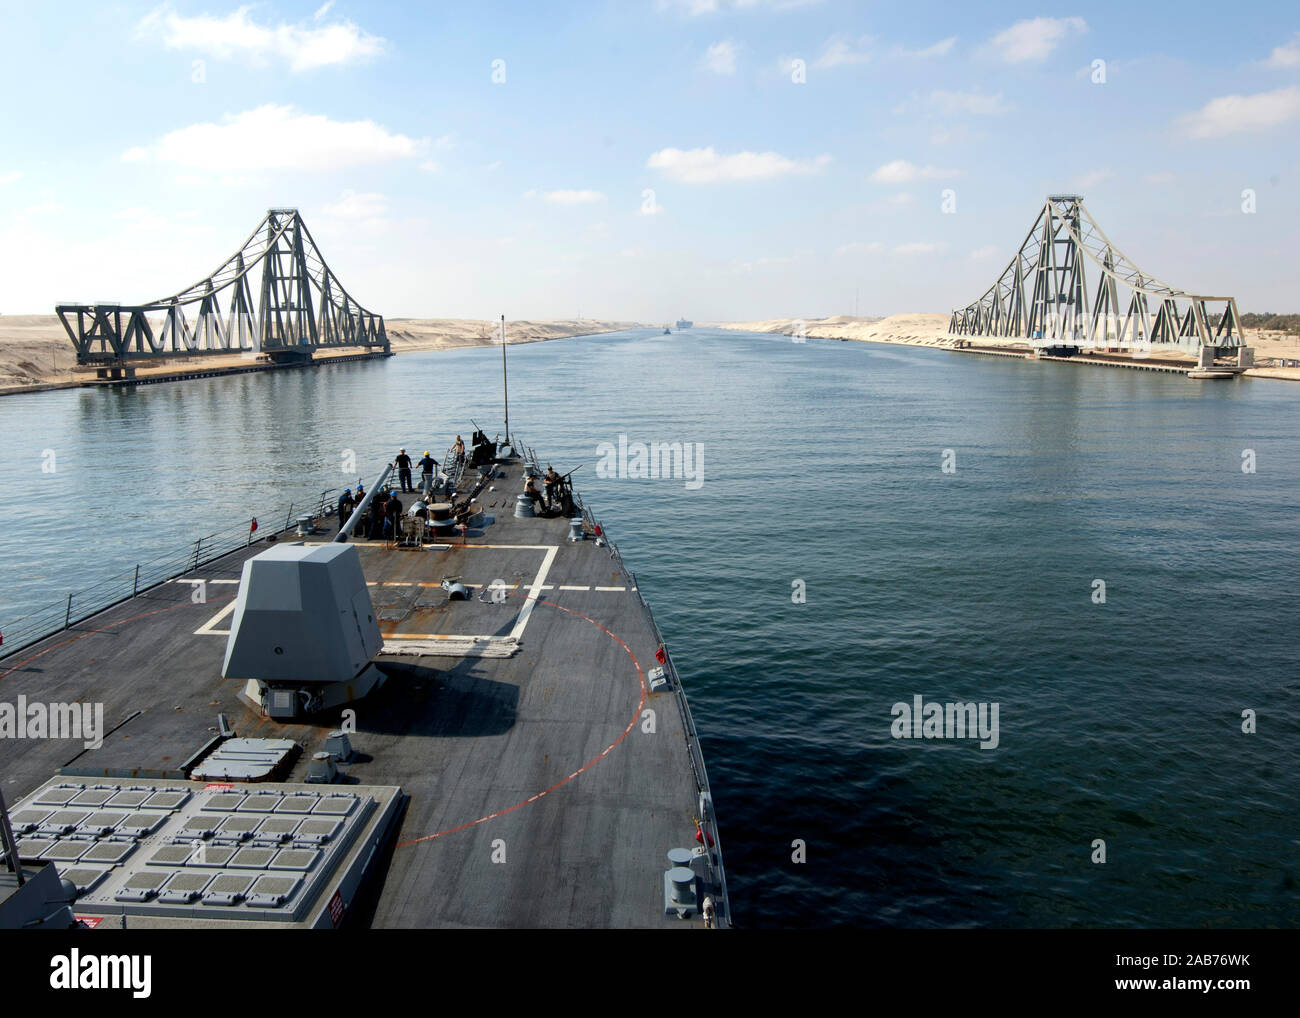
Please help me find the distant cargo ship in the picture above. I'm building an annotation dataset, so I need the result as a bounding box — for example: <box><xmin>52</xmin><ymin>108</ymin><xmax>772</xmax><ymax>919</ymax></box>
<box><xmin>675</xmin><ymin>318</ymin><xmax>692</xmax><ymax>329</ymax></box>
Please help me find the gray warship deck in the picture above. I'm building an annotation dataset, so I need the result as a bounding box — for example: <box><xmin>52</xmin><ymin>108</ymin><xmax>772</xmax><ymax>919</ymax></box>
<box><xmin>0</xmin><ymin>449</ymin><xmax>726</xmax><ymax>928</ymax></box>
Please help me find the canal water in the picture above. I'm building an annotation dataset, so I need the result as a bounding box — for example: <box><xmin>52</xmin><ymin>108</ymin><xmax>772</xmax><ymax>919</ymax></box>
<box><xmin>1</xmin><ymin>328</ymin><xmax>1297</xmax><ymax>927</ymax></box>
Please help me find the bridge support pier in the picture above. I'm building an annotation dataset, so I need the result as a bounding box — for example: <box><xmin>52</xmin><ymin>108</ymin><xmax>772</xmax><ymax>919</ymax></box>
<box><xmin>1237</xmin><ymin>347</ymin><xmax>1254</xmax><ymax>369</ymax></box>
<box><xmin>262</xmin><ymin>348</ymin><xmax>314</xmax><ymax>365</ymax></box>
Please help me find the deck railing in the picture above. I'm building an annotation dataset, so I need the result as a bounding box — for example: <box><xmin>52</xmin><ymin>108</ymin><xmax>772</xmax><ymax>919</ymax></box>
<box><xmin>0</xmin><ymin>485</ymin><xmax>342</xmax><ymax>661</ymax></box>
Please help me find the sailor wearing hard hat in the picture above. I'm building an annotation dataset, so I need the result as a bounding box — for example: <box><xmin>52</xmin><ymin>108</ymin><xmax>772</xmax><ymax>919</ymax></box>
<box><xmin>417</xmin><ymin>449</ymin><xmax>440</xmax><ymax>496</ymax></box>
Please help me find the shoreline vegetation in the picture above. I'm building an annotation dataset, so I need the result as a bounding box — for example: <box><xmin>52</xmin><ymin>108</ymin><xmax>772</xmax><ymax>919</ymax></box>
<box><xmin>3</xmin><ymin>312</ymin><xmax>1298</xmax><ymax>395</ymax></box>
<box><xmin>701</xmin><ymin>314</ymin><xmax>1300</xmax><ymax>382</ymax></box>
<box><xmin>0</xmin><ymin>315</ymin><xmax>643</xmax><ymax>396</ymax></box>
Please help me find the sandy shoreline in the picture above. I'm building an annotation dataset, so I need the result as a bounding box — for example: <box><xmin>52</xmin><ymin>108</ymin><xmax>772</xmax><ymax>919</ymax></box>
<box><xmin>4</xmin><ymin>312</ymin><xmax>1297</xmax><ymax>393</ymax></box>
<box><xmin>702</xmin><ymin>314</ymin><xmax>1300</xmax><ymax>382</ymax></box>
<box><xmin>0</xmin><ymin>316</ymin><xmax>643</xmax><ymax>395</ymax></box>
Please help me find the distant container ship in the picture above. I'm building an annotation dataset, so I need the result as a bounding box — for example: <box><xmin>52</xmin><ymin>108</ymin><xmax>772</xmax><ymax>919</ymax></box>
<box><xmin>675</xmin><ymin>318</ymin><xmax>692</xmax><ymax>329</ymax></box>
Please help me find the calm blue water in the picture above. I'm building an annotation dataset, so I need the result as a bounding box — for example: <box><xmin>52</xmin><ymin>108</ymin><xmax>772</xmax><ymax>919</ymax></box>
<box><xmin>2</xmin><ymin>328</ymin><xmax>1298</xmax><ymax>927</ymax></box>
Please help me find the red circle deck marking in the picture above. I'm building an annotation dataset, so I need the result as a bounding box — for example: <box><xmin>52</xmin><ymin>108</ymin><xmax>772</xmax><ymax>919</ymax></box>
<box><xmin>1</xmin><ymin>584</ymin><xmax>647</xmax><ymax>846</ymax></box>
<box><xmin>396</xmin><ymin>593</ymin><xmax>648</xmax><ymax>848</ymax></box>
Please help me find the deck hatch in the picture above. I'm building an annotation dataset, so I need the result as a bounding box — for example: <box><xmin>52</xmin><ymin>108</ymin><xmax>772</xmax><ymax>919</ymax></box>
<box><xmin>142</xmin><ymin>789</ymin><xmax>191</xmax><ymax>810</ymax></box>
<box><xmin>236</xmin><ymin>794</ymin><xmax>283</xmax><ymax>813</ymax></box>
<box><xmin>69</xmin><ymin>789</ymin><xmax>116</xmax><ymax>807</ymax></box>
<box><xmin>159</xmin><ymin>872</ymin><xmax>214</xmax><ymax>903</ymax></box>
<box><xmin>80</xmin><ymin>841</ymin><xmax>137</xmax><ymax>865</ymax></box>
<box><xmin>246</xmin><ymin>874</ymin><xmax>302</xmax><ymax>908</ymax></box>
<box><xmin>116</xmin><ymin>871</ymin><xmax>169</xmax><ymax>901</ymax></box>
<box><xmin>201</xmin><ymin>873</ymin><xmax>255</xmax><ymax>905</ymax></box>
<box><xmin>58</xmin><ymin>866</ymin><xmax>110</xmax><ymax>896</ymax></box>
<box><xmin>229</xmin><ymin>847</ymin><xmax>277</xmax><ymax>869</ymax></box>
<box><xmin>33</xmin><ymin>785</ymin><xmax>83</xmax><ymax>806</ymax></box>
<box><xmin>105</xmin><ymin>790</ymin><xmax>152</xmax><ymax>808</ymax></box>
<box><xmin>147</xmin><ymin>844</ymin><xmax>195</xmax><ymax>866</ymax></box>
<box><xmin>269</xmin><ymin>848</ymin><xmax>320</xmax><ymax>871</ymax></box>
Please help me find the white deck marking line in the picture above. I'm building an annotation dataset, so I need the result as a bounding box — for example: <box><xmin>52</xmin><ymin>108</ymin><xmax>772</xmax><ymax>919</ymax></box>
<box><xmin>594</xmin><ymin>586</ymin><xmax>626</xmax><ymax>591</ymax></box>
<box><xmin>194</xmin><ymin>600</ymin><xmax>237</xmax><ymax>636</ymax></box>
<box><xmin>380</xmin><ymin>546</ymin><xmax>559</xmax><ymax>650</ymax></box>
<box><xmin>173</xmin><ymin>578</ymin><xmax>239</xmax><ymax>585</ymax></box>
<box><xmin>509</xmin><ymin>545</ymin><xmax>558</xmax><ymax>642</ymax></box>
<box><xmin>558</xmin><ymin>585</ymin><xmax>590</xmax><ymax>591</ymax></box>
<box><xmin>368</xmin><ymin>580</ymin><xmax>527</xmax><ymax>589</ymax></box>
<box><xmin>306</xmin><ymin>541</ymin><xmax>558</xmax><ymax>551</ymax></box>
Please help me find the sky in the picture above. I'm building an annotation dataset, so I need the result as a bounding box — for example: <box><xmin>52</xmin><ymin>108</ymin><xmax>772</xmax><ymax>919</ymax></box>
<box><xmin>0</xmin><ymin>0</ymin><xmax>1298</xmax><ymax>321</ymax></box>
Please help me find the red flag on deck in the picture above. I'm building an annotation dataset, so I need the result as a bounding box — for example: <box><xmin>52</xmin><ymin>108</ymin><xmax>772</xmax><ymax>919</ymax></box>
<box><xmin>655</xmin><ymin>644</ymin><xmax>667</xmax><ymax>665</ymax></box>
<box><xmin>250</xmin><ymin>517</ymin><xmax>258</xmax><ymax>533</ymax></box>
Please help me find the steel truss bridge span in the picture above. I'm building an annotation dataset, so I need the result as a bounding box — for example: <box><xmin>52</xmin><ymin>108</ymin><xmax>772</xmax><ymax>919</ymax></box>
<box><xmin>949</xmin><ymin>195</ymin><xmax>1245</xmax><ymax>351</ymax></box>
<box><xmin>58</xmin><ymin>208</ymin><xmax>388</xmax><ymax>366</ymax></box>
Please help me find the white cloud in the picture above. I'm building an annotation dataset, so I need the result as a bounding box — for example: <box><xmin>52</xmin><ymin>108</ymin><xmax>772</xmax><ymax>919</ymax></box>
<box><xmin>887</xmin><ymin>192</ymin><xmax>914</xmax><ymax>206</ymax></box>
<box><xmin>122</xmin><ymin>105</ymin><xmax>425</xmax><ymax>171</ymax></box>
<box><xmin>172</xmin><ymin>173</ymin><xmax>251</xmax><ymax>188</ymax></box>
<box><xmin>0</xmin><ymin>171</ymin><xmax>20</xmax><ymax>184</ymax></box>
<box><xmin>323</xmin><ymin>190</ymin><xmax>388</xmax><ymax>219</ymax></box>
<box><xmin>657</xmin><ymin>0</ymin><xmax>822</xmax><ymax>14</ymax></box>
<box><xmin>1263</xmin><ymin>33</ymin><xmax>1300</xmax><ymax>69</ymax></box>
<box><xmin>543</xmin><ymin>189</ymin><xmax>606</xmax><ymax>204</ymax></box>
<box><xmin>1178</xmin><ymin>86</ymin><xmax>1300</xmax><ymax>139</ymax></box>
<box><xmin>1072</xmin><ymin>168</ymin><xmax>1114</xmax><ymax>189</ymax></box>
<box><xmin>835</xmin><ymin>241</ymin><xmax>884</xmax><ymax>255</ymax></box>
<box><xmin>969</xmin><ymin>246</ymin><xmax>999</xmax><ymax>260</ymax></box>
<box><xmin>703</xmin><ymin>39</ymin><xmax>739</xmax><ymax>74</ymax></box>
<box><xmin>914</xmin><ymin>90</ymin><xmax>1010</xmax><ymax>116</ymax></box>
<box><xmin>107</xmin><ymin>206</ymin><xmax>176</xmax><ymax>237</ymax></box>
<box><xmin>894</xmin><ymin>242</ymin><xmax>945</xmax><ymax>255</ymax></box>
<box><xmin>928</xmin><ymin>125</ymin><xmax>981</xmax><ymax>146</ymax></box>
<box><xmin>985</xmin><ymin>17</ymin><xmax>1086</xmax><ymax>64</ymax></box>
<box><xmin>732</xmin><ymin>253</ymin><xmax>799</xmax><ymax>273</ymax></box>
<box><xmin>892</xmin><ymin>37</ymin><xmax>956</xmax><ymax>59</ymax></box>
<box><xmin>648</xmin><ymin>146</ymin><xmax>830</xmax><ymax>182</ymax></box>
<box><xmin>135</xmin><ymin>2</ymin><xmax>385</xmax><ymax>71</ymax></box>
<box><xmin>319</xmin><ymin>189</ymin><xmax>389</xmax><ymax>235</ymax></box>
<box><xmin>485</xmin><ymin>161</ymin><xmax>502</xmax><ymax>172</ymax></box>
<box><xmin>815</xmin><ymin>35</ymin><xmax>872</xmax><ymax>69</ymax></box>
<box><xmin>869</xmin><ymin>160</ymin><xmax>963</xmax><ymax>183</ymax></box>
<box><xmin>22</xmin><ymin>200</ymin><xmax>64</xmax><ymax>217</ymax></box>
<box><xmin>419</xmin><ymin>160</ymin><xmax>439</xmax><ymax>173</ymax></box>
<box><xmin>112</xmin><ymin>206</ymin><xmax>157</xmax><ymax>221</ymax></box>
